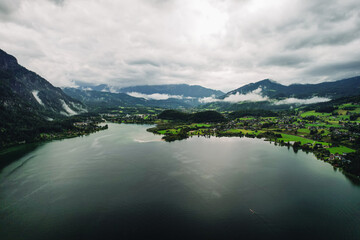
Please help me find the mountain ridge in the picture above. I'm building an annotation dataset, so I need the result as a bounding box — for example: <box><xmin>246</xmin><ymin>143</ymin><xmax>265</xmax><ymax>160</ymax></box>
<box><xmin>119</xmin><ymin>84</ymin><xmax>224</xmax><ymax>98</ymax></box>
<box><xmin>75</xmin><ymin>81</ymin><xmax>224</xmax><ymax>98</ymax></box>
<box><xmin>63</xmin><ymin>87</ymin><xmax>193</xmax><ymax>110</ymax></box>
<box><xmin>222</xmin><ymin>76</ymin><xmax>360</xmax><ymax>99</ymax></box>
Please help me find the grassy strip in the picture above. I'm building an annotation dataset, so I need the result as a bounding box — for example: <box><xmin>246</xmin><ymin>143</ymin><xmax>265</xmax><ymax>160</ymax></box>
<box><xmin>328</xmin><ymin>146</ymin><xmax>356</xmax><ymax>154</ymax></box>
<box><xmin>301</xmin><ymin>111</ymin><xmax>331</xmax><ymax>117</ymax></box>
<box><xmin>278</xmin><ymin>133</ymin><xmax>329</xmax><ymax>146</ymax></box>
<box><xmin>222</xmin><ymin>129</ymin><xmax>264</xmax><ymax>135</ymax></box>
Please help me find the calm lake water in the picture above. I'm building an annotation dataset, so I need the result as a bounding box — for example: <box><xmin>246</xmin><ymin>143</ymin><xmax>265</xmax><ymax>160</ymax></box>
<box><xmin>1</xmin><ymin>123</ymin><xmax>360</xmax><ymax>240</ymax></box>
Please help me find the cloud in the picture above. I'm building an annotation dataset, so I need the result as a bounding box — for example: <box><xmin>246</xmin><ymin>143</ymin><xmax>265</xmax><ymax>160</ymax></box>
<box><xmin>127</xmin><ymin>92</ymin><xmax>186</xmax><ymax>100</ymax></box>
<box><xmin>261</xmin><ymin>54</ymin><xmax>309</xmax><ymax>67</ymax></box>
<box><xmin>200</xmin><ymin>87</ymin><xmax>268</xmax><ymax>103</ymax></box>
<box><xmin>198</xmin><ymin>95</ymin><xmax>218</xmax><ymax>104</ymax></box>
<box><xmin>199</xmin><ymin>88</ymin><xmax>331</xmax><ymax>105</ymax></box>
<box><xmin>274</xmin><ymin>97</ymin><xmax>331</xmax><ymax>105</ymax></box>
<box><xmin>222</xmin><ymin>88</ymin><xmax>269</xmax><ymax>103</ymax></box>
<box><xmin>0</xmin><ymin>0</ymin><xmax>21</xmax><ymax>17</ymax></box>
<box><xmin>48</xmin><ymin>0</ymin><xmax>65</xmax><ymax>5</ymax></box>
<box><xmin>305</xmin><ymin>60</ymin><xmax>360</xmax><ymax>77</ymax></box>
<box><xmin>0</xmin><ymin>0</ymin><xmax>359</xmax><ymax>91</ymax></box>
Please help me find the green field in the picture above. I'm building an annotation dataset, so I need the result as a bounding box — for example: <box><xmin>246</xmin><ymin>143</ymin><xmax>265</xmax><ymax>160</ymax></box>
<box><xmin>328</xmin><ymin>146</ymin><xmax>355</xmax><ymax>154</ymax></box>
<box><xmin>335</xmin><ymin>109</ymin><xmax>347</xmax><ymax>115</ymax></box>
<box><xmin>158</xmin><ymin>129</ymin><xmax>180</xmax><ymax>134</ymax></box>
<box><xmin>297</xmin><ymin>128</ymin><xmax>310</xmax><ymax>134</ymax></box>
<box><xmin>223</xmin><ymin>129</ymin><xmax>263</xmax><ymax>135</ymax></box>
<box><xmin>301</xmin><ymin>111</ymin><xmax>331</xmax><ymax>117</ymax></box>
<box><xmin>190</xmin><ymin>124</ymin><xmax>211</xmax><ymax>128</ymax></box>
<box><xmin>278</xmin><ymin>133</ymin><xmax>329</xmax><ymax>146</ymax></box>
<box><xmin>352</xmin><ymin>108</ymin><xmax>360</xmax><ymax>113</ymax></box>
<box><xmin>306</xmin><ymin>123</ymin><xmax>342</xmax><ymax>128</ymax></box>
<box><xmin>237</xmin><ymin>117</ymin><xmax>255</xmax><ymax>120</ymax></box>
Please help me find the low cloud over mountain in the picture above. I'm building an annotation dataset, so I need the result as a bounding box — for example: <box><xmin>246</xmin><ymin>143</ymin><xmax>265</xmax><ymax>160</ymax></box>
<box><xmin>127</xmin><ymin>92</ymin><xmax>188</xmax><ymax>101</ymax></box>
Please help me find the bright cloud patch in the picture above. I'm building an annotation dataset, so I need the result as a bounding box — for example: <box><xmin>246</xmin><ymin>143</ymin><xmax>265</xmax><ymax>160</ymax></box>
<box><xmin>199</xmin><ymin>89</ymin><xmax>332</xmax><ymax>105</ymax></box>
<box><xmin>32</xmin><ymin>90</ymin><xmax>44</xmax><ymax>106</ymax></box>
<box><xmin>200</xmin><ymin>88</ymin><xmax>268</xmax><ymax>103</ymax></box>
<box><xmin>275</xmin><ymin>97</ymin><xmax>331</xmax><ymax>105</ymax></box>
<box><xmin>223</xmin><ymin>89</ymin><xmax>269</xmax><ymax>103</ymax></box>
<box><xmin>198</xmin><ymin>95</ymin><xmax>219</xmax><ymax>103</ymax></box>
<box><xmin>127</xmin><ymin>92</ymin><xmax>185</xmax><ymax>100</ymax></box>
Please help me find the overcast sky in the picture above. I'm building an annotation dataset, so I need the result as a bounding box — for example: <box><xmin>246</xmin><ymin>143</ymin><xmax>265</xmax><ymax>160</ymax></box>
<box><xmin>0</xmin><ymin>0</ymin><xmax>359</xmax><ymax>91</ymax></box>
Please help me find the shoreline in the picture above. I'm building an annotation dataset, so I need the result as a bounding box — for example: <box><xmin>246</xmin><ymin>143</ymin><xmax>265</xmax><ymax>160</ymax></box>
<box><xmin>147</xmin><ymin>124</ymin><xmax>360</xmax><ymax>180</ymax></box>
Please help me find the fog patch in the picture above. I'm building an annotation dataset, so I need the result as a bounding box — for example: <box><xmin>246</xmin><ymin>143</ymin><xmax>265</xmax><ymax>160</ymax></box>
<box><xmin>275</xmin><ymin>97</ymin><xmax>331</xmax><ymax>105</ymax></box>
<box><xmin>127</xmin><ymin>92</ymin><xmax>187</xmax><ymax>100</ymax></box>
<box><xmin>199</xmin><ymin>95</ymin><xmax>219</xmax><ymax>103</ymax></box>
<box><xmin>199</xmin><ymin>88</ymin><xmax>269</xmax><ymax>103</ymax></box>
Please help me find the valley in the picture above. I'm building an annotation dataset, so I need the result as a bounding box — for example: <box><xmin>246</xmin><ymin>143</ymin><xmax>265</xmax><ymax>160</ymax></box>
<box><xmin>2</xmin><ymin>1</ymin><xmax>360</xmax><ymax>239</ymax></box>
<box><xmin>1</xmin><ymin>48</ymin><xmax>360</xmax><ymax>179</ymax></box>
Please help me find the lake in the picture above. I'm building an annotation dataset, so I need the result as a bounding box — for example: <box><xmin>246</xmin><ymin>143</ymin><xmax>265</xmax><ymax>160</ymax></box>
<box><xmin>0</xmin><ymin>123</ymin><xmax>359</xmax><ymax>240</ymax></box>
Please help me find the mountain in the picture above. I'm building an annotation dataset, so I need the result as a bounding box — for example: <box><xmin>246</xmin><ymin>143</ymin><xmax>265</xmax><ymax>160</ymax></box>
<box><xmin>0</xmin><ymin>49</ymin><xmax>88</xmax><ymax>147</ymax></box>
<box><xmin>63</xmin><ymin>88</ymin><xmax>193</xmax><ymax>110</ymax></box>
<box><xmin>68</xmin><ymin>83</ymin><xmax>224</xmax><ymax>108</ymax></box>
<box><xmin>74</xmin><ymin>82</ymin><xmax>224</xmax><ymax>98</ymax></box>
<box><xmin>119</xmin><ymin>84</ymin><xmax>224</xmax><ymax>98</ymax></box>
<box><xmin>74</xmin><ymin>81</ymin><xmax>117</xmax><ymax>93</ymax></box>
<box><xmin>222</xmin><ymin>77</ymin><xmax>360</xmax><ymax>99</ymax></box>
<box><xmin>0</xmin><ymin>49</ymin><xmax>86</xmax><ymax>118</ymax></box>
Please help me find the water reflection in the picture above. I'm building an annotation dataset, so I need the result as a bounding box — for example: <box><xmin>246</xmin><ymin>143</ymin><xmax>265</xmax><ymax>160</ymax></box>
<box><xmin>0</xmin><ymin>143</ymin><xmax>41</xmax><ymax>172</ymax></box>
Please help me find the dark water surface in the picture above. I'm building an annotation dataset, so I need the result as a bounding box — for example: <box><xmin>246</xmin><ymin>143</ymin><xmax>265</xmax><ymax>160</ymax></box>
<box><xmin>1</xmin><ymin>124</ymin><xmax>360</xmax><ymax>240</ymax></box>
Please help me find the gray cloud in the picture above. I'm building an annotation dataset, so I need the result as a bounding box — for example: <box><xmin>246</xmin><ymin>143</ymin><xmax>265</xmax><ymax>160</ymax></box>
<box><xmin>261</xmin><ymin>54</ymin><xmax>310</xmax><ymax>67</ymax></box>
<box><xmin>287</xmin><ymin>31</ymin><xmax>360</xmax><ymax>50</ymax></box>
<box><xmin>0</xmin><ymin>0</ymin><xmax>359</xmax><ymax>91</ymax></box>
<box><xmin>49</xmin><ymin>0</ymin><xmax>65</xmax><ymax>4</ymax></box>
<box><xmin>305</xmin><ymin>60</ymin><xmax>360</xmax><ymax>77</ymax></box>
<box><xmin>0</xmin><ymin>0</ymin><xmax>20</xmax><ymax>17</ymax></box>
<box><xmin>127</xmin><ymin>59</ymin><xmax>160</xmax><ymax>67</ymax></box>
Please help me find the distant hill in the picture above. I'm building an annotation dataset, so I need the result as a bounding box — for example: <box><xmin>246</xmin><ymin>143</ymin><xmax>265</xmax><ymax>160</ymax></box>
<box><xmin>222</xmin><ymin>77</ymin><xmax>360</xmax><ymax>99</ymax></box>
<box><xmin>302</xmin><ymin>95</ymin><xmax>360</xmax><ymax>112</ymax></box>
<box><xmin>69</xmin><ymin>83</ymin><xmax>224</xmax><ymax>108</ymax></box>
<box><xmin>198</xmin><ymin>100</ymin><xmax>293</xmax><ymax>111</ymax></box>
<box><xmin>63</xmin><ymin>88</ymin><xmax>193</xmax><ymax>110</ymax></box>
<box><xmin>119</xmin><ymin>84</ymin><xmax>224</xmax><ymax>98</ymax></box>
<box><xmin>75</xmin><ymin>82</ymin><xmax>224</xmax><ymax>98</ymax></box>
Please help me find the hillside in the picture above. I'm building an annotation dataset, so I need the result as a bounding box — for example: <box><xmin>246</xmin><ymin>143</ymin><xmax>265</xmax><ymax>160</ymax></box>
<box><xmin>223</xmin><ymin>77</ymin><xmax>360</xmax><ymax>99</ymax></box>
<box><xmin>0</xmin><ymin>49</ymin><xmax>88</xmax><ymax>148</ymax></box>
<box><xmin>0</xmin><ymin>49</ymin><xmax>86</xmax><ymax>118</ymax></box>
